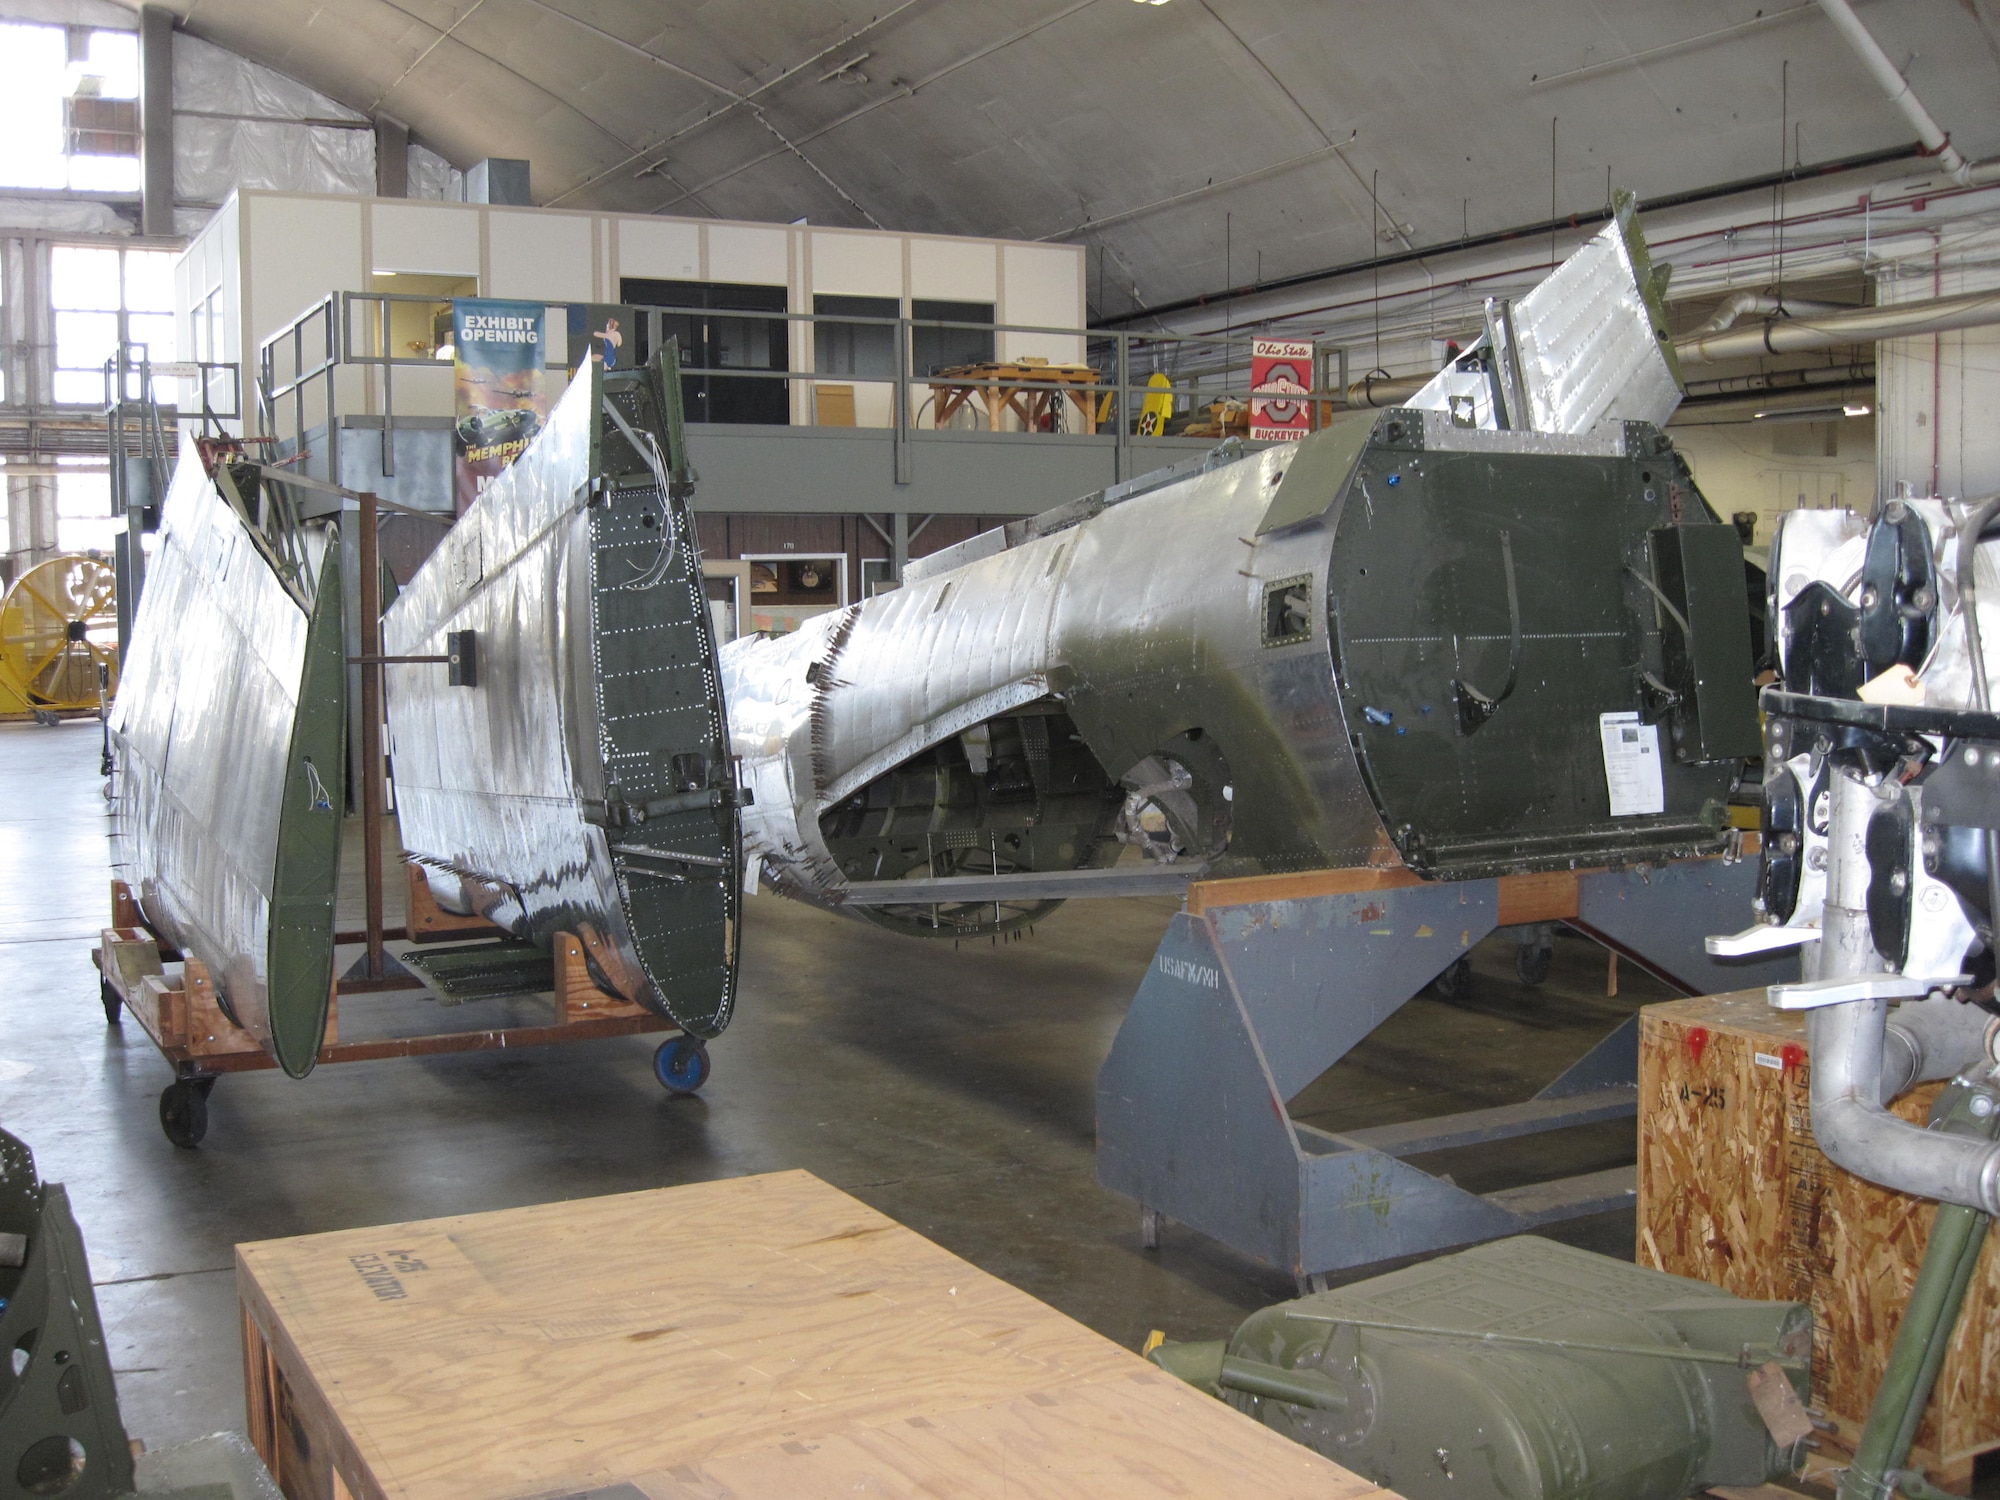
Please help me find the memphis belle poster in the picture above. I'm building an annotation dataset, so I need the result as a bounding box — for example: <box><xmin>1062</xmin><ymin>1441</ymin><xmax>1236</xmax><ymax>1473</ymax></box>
<box><xmin>452</xmin><ymin>298</ymin><xmax>552</xmax><ymax>514</ymax></box>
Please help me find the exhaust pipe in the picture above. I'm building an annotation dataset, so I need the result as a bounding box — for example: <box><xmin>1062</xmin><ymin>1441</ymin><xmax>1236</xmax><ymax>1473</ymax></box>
<box><xmin>1807</xmin><ymin>771</ymin><xmax>2000</xmax><ymax>1213</ymax></box>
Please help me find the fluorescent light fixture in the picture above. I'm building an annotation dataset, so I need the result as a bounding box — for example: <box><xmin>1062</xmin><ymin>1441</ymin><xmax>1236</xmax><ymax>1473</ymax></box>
<box><xmin>1752</xmin><ymin>404</ymin><xmax>1850</xmax><ymax>422</ymax></box>
<box><xmin>1844</xmin><ymin>402</ymin><xmax>1872</xmax><ymax>417</ymax></box>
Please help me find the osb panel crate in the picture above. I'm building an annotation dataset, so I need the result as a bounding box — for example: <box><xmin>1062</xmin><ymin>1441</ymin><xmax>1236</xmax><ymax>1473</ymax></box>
<box><xmin>1639</xmin><ymin>990</ymin><xmax>2000</xmax><ymax>1488</ymax></box>
<box><xmin>236</xmin><ymin>1170</ymin><xmax>1385</xmax><ymax>1500</ymax></box>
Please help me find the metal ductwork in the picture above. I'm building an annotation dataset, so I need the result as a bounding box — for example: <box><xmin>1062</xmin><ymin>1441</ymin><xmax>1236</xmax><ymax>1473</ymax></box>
<box><xmin>1881</xmin><ymin>990</ymin><xmax>1997</xmax><ymax>1101</ymax></box>
<box><xmin>1687</xmin><ymin>292</ymin><xmax>1842</xmax><ymax>338</ymax></box>
<box><xmin>1341</xmin><ymin>372</ymin><xmax>1430</xmax><ymax>409</ymax></box>
<box><xmin>1676</xmin><ymin>289</ymin><xmax>2000</xmax><ymax>365</ymax></box>
<box><xmin>1812</xmin><ymin>992</ymin><xmax>2000</xmax><ymax>1213</ymax></box>
<box><xmin>1336</xmin><ymin>289</ymin><xmax>2000</xmax><ymax>411</ymax></box>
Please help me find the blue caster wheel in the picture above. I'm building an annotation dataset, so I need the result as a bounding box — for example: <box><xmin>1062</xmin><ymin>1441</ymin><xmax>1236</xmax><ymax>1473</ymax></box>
<box><xmin>653</xmin><ymin>1035</ymin><xmax>711</xmax><ymax>1095</ymax></box>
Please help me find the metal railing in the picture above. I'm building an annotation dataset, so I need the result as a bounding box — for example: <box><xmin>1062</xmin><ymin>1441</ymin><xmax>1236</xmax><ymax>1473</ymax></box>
<box><xmin>100</xmin><ymin>343</ymin><xmax>238</xmax><ymax>620</ymax></box>
<box><xmin>257</xmin><ymin>290</ymin><xmax>1376</xmax><ymax>489</ymax></box>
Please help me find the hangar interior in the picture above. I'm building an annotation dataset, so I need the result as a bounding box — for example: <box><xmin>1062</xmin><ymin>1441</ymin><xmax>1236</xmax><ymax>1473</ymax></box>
<box><xmin>2</xmin><ymin>2</ymin><xmax>2000</xmax><ymax>1499</ymax></box>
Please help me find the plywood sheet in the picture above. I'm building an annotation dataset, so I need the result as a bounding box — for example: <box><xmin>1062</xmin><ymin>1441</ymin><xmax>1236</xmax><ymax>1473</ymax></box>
<box><xmin>1639</xmin><ymin>991</ymin><xmax>2000</xmax><ymax>1469</ymax></box>
<box><xmin>239</xmin><ymin>1171</ymin><xmax>1376</xmax><ymax>1500</ymax></box>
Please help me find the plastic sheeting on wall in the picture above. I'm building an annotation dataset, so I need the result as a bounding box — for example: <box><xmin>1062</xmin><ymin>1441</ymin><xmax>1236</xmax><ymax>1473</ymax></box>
<box><xmin>173</xmin><ymin>33</ymin><xmax>374</xmax><ymax>205</ymax></box>
<box><xmin>0</xmin><ymin>195</ymin><xmax>133</xmax><ymax>234</ymax></box>
<box><xmin>408</xmin><ymin>143</ymin><xmax>462</xmax><ymax>203</ymax></box>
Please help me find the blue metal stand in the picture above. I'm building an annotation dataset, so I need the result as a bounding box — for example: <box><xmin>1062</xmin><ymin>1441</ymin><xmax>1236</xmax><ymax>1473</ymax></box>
<box><xmin>1096</xmin><ymin>859</ymin><xmax>1797</xmax><ymax>1286</ymax></box>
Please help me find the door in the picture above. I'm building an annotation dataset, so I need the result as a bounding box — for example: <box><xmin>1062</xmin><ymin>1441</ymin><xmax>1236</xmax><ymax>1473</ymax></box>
<box><xmin>621</xmin><ymin>278</ymin><xmax>789</xmax><ymax>425</ymax></box>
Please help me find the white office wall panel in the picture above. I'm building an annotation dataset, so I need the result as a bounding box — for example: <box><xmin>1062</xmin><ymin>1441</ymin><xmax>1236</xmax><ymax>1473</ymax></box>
<box><xmin>849</xmin><ymin>381</ymin><xmax>894</xmax><ymax>428</ymax></box>
<box><xmin>385</xmin><ymin>362</ymin><xmax>456</xmax><ymax>418</ymax></box>
<box><xmin>488</xmin><ymin>210</ymin><xmax>593</xmax><ymax>301</ymax></box>
<box><xmin>243</xmin><ymin>194</ymin><xmax>362</xmax><ymax>351</ymax></box>
<box><xmin>216</xmin><ymin>195</ymin><xmax>240</xmax><ymax>366</ymax></box>
<box><xmin>910</xmin><ymin>236</ymin><xmax>998</xmax><ymax>305</ymax></box>
<box><xmin>371</xmin><ymin>202</ymin><xmax>480</xmax><ymax>276</ymax></box>
<box><xmin>999</xmin><ymin>242</ymin><xmax>1084</xmax><ymax>364</ymax></box>
<box><xmin>618</xmin><ymin>217</ymin><xmax>700</xmax><ymax>283</ymax></box>
<box><xmin>706</xmin><ymin>223</ymin><xmax>788</xmax><ymax>288</ymax></box>
<box><xmin>809</xmin><ymin>230</ymin><xmax>901</xmax><ymax>299</ymax></box>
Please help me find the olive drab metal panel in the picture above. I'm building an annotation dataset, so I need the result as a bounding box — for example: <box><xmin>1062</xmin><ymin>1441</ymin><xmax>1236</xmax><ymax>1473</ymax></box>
<box><xmin>0</xmin><ymin>1131</ymin><xmax>137</xmax><ymax>1500</ymax></box>
<box><xmin>265</xmin><ymin>550</ymin><xmax>346</xmax><ymax>1075</ymax></box>
<box><xmin>1326</xmin><ymin>415</ymin><xmax>1743</xmax><ymax>880</ymax></box>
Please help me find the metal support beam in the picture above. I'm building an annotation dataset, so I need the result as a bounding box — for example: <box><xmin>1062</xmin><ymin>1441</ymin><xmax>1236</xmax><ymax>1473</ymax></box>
<box><xmin>1096</xmin><ymin>858</ymin><xmax>1798</xmax><ymax>1282</ymax></box>
<box><xmin>357</xmin><ymin>492</ymin><xmax>386</xmax><ymax>982</ymax></box>
<box><xmin>891</xmin><ymin>318</ymin><xmax>912</xmax><ymax>486</ymax></box>
<box><xmin>1114</xmin><ymin>333</ymin><xmax>1129</xmax><ymax>482</ymax></box>
<box><xmin>374</xmin><ymin>115</ymin><xmax>410</xmax><ymax>199</ymax></box>
<box><xmin>138</xmin><ymin>6</ymin><xmax>174</xmax><ymax>239</ymax></box>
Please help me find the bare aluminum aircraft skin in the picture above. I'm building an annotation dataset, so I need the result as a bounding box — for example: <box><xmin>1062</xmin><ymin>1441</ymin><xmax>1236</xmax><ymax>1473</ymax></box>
<box><xmin>383</xmin><ymin>352</ymin><xmax>740</xmax><ymax>1035</ymax></box>
<box><xmin>111</xmin><ymin>457</ymin><xmax>345</xmax><ymax>1076</ymax></box>
<box><xmin>723</xmin><ymin>199</ymin><xmax>1755</xmax><ymax>938</ymax></box>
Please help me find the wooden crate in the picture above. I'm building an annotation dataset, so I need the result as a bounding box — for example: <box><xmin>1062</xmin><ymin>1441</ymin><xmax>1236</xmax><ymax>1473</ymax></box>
<box><xmin>1639</xmin><ymin>991</ymin><xmax>2000</xmax><ymax>1489</ymax></box>
<box><xmin>237</xmin><ymin>1170</ymin><xmax>1382</xmax><ymax>1500</ymax></box>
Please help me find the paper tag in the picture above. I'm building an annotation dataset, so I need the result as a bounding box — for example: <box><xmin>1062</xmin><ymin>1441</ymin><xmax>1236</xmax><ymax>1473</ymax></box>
<box><xmin>1599</xmin><ymin>711</ymin><xmax>1665</xmax><ymax>817</ymax></box>
<box><xmin>1755</xmin><ymin>1051</ymin><xmax>1784</xmax><ymax>1070</ymax></box>
<box><xmin>1748</xmin><ymin>1361</ymin><xmax>1816</xmax><ymax>1447</ymax></box>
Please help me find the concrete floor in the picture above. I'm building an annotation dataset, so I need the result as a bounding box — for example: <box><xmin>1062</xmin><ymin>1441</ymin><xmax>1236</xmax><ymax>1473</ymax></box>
<box><xmin>0</xmin><ymin>716</ymin><xmax>1662</xmax><ymax>1455</ymax></box>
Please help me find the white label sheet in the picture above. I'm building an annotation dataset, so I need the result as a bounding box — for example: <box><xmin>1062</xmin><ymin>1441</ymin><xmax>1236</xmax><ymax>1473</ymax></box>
<box><xmin>1599</xmin><ymin>710</ymin><xmax>1665</xmax><ymax>816</ymax></box>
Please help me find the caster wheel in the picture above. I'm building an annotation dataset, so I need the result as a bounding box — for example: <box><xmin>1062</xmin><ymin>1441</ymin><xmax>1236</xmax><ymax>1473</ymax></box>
<box><xmin>1431</xmin><ymin>955</ymin><xmax>1473</xmax><ymax>1000</ymax></box>
<box><xmin>1514</xmin><ymin>942</ymin><xmax>1554</xmax><ymax>987</ymax></box>
<box><xmin>100</xmin><ymin>978</ymin><xmax>122</xmax><ymax>1026</ymax></box>
<box><xmin>653</xmin><ymin>1036</ymin><xmax>711</xmax><ymax>1096</ymax></box>
<box><xmin>160</xmin><ymin>1078</ymin><xmax>215</xmax><ymax>1149</ymax></box>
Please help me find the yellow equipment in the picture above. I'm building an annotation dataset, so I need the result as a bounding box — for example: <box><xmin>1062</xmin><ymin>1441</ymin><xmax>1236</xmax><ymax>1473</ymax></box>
<box><xmin>0</xmin><ymin>554</ymin><xmax>119</xmax><ymax>716</ymax></box>
<box><xmin>1136</xmin><ymin>371</ymin><xmax>1174</xmax><ymax>435</ymax></box>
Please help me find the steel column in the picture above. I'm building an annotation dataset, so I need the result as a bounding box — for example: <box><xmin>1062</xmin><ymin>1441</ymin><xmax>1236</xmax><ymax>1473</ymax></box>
<box><xmin>357</xmin><ymin>493</ymin><xmax>386</xmax><ymax>982</ymax></box>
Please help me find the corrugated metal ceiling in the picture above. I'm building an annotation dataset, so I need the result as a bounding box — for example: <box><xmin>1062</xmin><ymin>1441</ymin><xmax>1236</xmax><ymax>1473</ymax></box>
<box><xmin>156</xmin><ymin>0</ymin><xmax>2000</xmax><ymax>316</ymax></box>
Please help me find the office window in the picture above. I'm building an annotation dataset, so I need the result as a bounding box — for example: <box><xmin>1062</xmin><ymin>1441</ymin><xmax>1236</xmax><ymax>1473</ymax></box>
<box><xmin>814</xmin><ymin>295</ymin><xmax>898</xmax><ymax>380</ymax></box>
<box><xmin>51</xmin><ymin>244</ymin><xmax>178</xmax><ymax>405</ymax></box>
<box><xmin>57</xmin><ymin>457</ymin><xmax>117</xmax><ymax>554</ymax></box>
<box><xmin>911</xmin><ymin>299</ymin><xmax>995</xmax><ymax>375</ymax></box>
<box><xmin>620</xmin><ymin>278</ymin><xmax>789</xmax><ymax>425</ymax></box>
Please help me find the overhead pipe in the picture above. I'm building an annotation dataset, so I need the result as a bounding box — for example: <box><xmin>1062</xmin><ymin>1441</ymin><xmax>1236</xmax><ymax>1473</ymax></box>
<box><xmin>1676</xmin><ymin>288</ymin><xmax>2000</xmax><ymax>363</ymax></box>
<box><xmin>1092</xmin><ymin>144</ymin><xmax>1925</xmax><ymax>329</ymax></box>
<box><xmin>1687</xmin><ymin>291</ymin><xmax>1842</xmax><ymax>336</ymax></box>
<box><xmin>1327</xmin><ymin>286</ymin><xmax>2000</xmax><ymax>405</ymax></box>
<box><xmin>1329</xmin><ymin>284</ymin><xmax>2000</xmax><ymax>406</ymax></box>
<box><xmin>1105</xmin><ymin>19</ymin><xmax>1995</xmax><ymax>342</ymax></box>
<box><xmin>1811</xmin><ymin>0</ymin><xmax>1997</xmax><ymax>187</ymax></box>
<box><xmin>1276</xmin><ymin>280</ymin><xmax>2000</xmax><ymax>412</ymax></box>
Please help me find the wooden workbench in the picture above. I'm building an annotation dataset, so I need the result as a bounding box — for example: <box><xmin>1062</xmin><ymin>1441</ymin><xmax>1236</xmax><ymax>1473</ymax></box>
<box><xmin>237</xmin><ymin>1170</ymin><xmax>1381</xmax><ymax>1500</ymax></box>
<box><xmin>929</xmin><ymin>359</ymin><xmax>1102</xmax><ymax>434</ymax></box>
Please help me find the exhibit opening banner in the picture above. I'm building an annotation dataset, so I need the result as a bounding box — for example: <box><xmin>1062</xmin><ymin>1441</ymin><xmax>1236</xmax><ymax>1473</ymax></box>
<box><xmin>453</xmin><ymin>298</ymin><xmax>552</xmax><ymax>514</ymax></box>
<box><xmin>1249</xmin><ymin>338</ymin><xmax>1313</xmax><ymax>441</ymax></box>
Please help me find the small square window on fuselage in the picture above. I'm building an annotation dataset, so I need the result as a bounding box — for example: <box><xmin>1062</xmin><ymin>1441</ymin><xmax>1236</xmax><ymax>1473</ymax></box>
<box><xmin>1262</xmin><ymin>575</ymin><xmax>1313</xmax><ymax>647</ymax></box>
